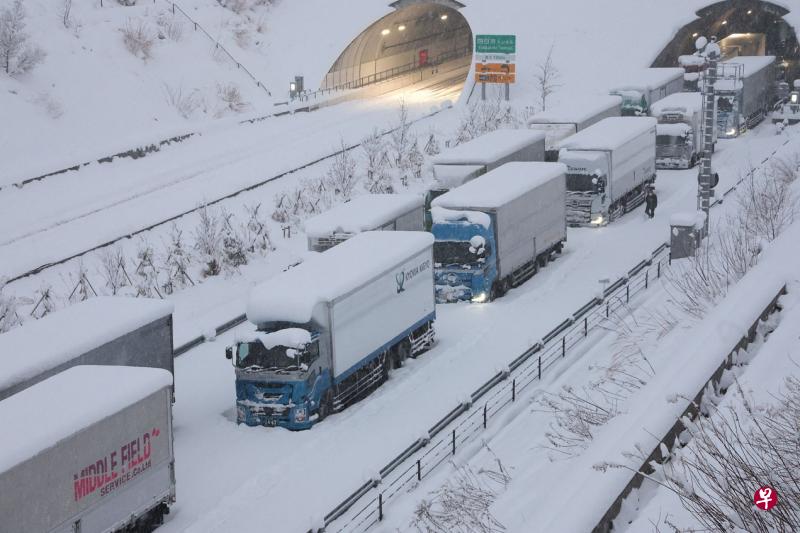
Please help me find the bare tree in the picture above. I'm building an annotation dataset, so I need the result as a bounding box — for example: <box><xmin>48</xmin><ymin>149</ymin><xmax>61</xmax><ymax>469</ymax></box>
<box><xmin>391</xmin><ymin>100</ymin><xmax>412</xmax><ymax>171</ymax></box>
<box><xmin>0</xmin><ymin>0</ymin><xmax>45</xmax><ymax>75</ymax></box>
<box><xmin>361</xmin><ymin>128</ymin><xmax>392</xmax><ymax>193</ymax></box>
<box><xmin>194</xmin><ymin>206</ymin><xmax>222</xmax><ymax>277</ymax></box>
<box><xmin>534</xmin><ymin>44</ymin><xmax>561</xmax><ymax>111</ymax></box>
<box><xmin>325</xmin><ymin>140</ymin><xmax>357</xmax><ymax>201</ymax></box>
<box><xmin>121</xmin><ymin>18</ymin><xmax>155</xmax><ymax>61</ymax></box>
<box><xmin>0</xmin><ymin>277</ymin><xmax>22</xmax><ymax>333</ymax></box>
<box><xmin>62</xmin><ymin>0</ymin><xmax>72</xmax><ymax>28</ymax></box>
<box><xmin>97</xmin><ymin>246</ymin><xmax>129</xmax><ymax>295</ymax></box>
<box><xmin>243</xmin><ymin>202</ymin><xmax>273</xmax><ymax>255</ymax></box>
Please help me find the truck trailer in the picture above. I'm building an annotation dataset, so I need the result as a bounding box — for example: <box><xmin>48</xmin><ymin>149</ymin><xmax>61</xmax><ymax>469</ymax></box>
<box><xmin>609</xmin><ymin>68</ymin><xmax>685</xmax><ymax>116</ymax></box>
<box><xmin>226</xmin><ymin>231</ymin><xmax>436</xmax><ymax>430</ymax></box>
<box><xmin>650</xmin><ymin>92</ymin><xmax>707</xmax><ymax>169</ymax></box>
<box><xmin>430</xmin><ymin>162</ymin><xmax>567</xmax><ymax>303</ymax></box>
<box><xmin>557</xmin><ymin>117</ymin><xmax>657</xmax><ymax>226</ymax></box>
<box><xmin>304</xmin><ymin>193</ymin><xmax>424</xmax><ymax>251</ymax></box>
<box><xmin>0</xmin><ymin>365</ymin><xmax>175</xmax><ymax>533</ymax></box>
<box><xmin>716</xmin><ymin>55</ymin><xmax>776</xmax><ymax>138</ymax></box>
<box><xmin>527</xmin><ymin>95</ymin><xmax>622</xmax><ymax>161</ymax></box>
<box><xmin>0</xmin><ymin>296</ymin><xmax>174</xmax><ymax>401</ymax></box>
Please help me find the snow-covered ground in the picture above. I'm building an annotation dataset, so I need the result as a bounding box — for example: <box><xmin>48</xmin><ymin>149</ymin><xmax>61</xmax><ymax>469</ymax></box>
<box><xmin>154</xmin><ymin>125</ymin><xmax>799</xmax><ymax>533</ymax></box>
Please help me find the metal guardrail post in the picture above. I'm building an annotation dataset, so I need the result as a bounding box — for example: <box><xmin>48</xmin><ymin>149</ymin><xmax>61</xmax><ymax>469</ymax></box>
<box><xmin>483</xmin><ymin>404</ymin><xmax>487</xmax><ymax>429</ymax></box>
<box><xmin>584</xmin><ymin>317</ymin><xmax>588</xmax><ymax>336</ymax></box>
<box><xmin>626</xmin><ymin>285</ymin><xmax>630</xmax><ymax>303</ymax></box>
<box><xmin>658</xmin><ymin>262</ymin><xmax>661</xmax><ymax>278</ymax></box>
<box><xmin>451</xmin><ymin>430</ymin><xmax>456</xmax><ymax>455</ymax></box>
<box><xmin>513</xmin><ymin>378</ymin><xmax>517</xmax><ymax>400</ymax></box>
<box><xmin>645</xmin><ymin>270</ymin><xmax>649</xmax><ymax>289</ymax></box>
<box><xmin>606</xmin><ymin>302</ymin><xmax>610</xmax><ymax>318</ymax></box>
<box><xmin>378</xmin><ymin>493</ymin><xmax>383</xmax><ymax>521</ymax></box>
<box><xmin>417</xmin><ymin>460</ymin><xmax>421</xmax><ymax>481</ymax></box>
<box><xmin>562</xmin><ymin>336</ymin><xmax>566</xmax><ymax>357</ymax></box>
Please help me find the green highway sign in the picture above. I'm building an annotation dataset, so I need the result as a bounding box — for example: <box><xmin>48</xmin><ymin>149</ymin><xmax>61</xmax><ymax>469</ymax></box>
<box><xmin>475</xmin><ymin>35</ymin><xmax>516</xmax><ymax>54</ymax></box>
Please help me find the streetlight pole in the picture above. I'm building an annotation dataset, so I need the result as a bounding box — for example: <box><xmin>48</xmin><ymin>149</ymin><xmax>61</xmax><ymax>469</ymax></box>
<box><xmin>696</xmin><ymin>36</ymin><xmax>720</xmax><ymax>236</ymax></box>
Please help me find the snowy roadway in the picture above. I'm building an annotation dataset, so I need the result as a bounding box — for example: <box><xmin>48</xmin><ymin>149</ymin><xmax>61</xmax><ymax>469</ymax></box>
<box><xmin>159</xmin><ymin>125</ymin><xmax>796</xmax><ymax>532</ymax></box>
<box><xmin>0</xmin><ymin>70</ymin><xmax>464</xmax><ymax>281</ymax></box>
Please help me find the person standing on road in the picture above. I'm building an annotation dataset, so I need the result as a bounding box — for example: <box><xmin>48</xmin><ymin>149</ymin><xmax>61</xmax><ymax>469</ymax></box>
<box><xmin>645</xmin><ymin>187</ymin><xmax>658</xmax><ymax>219</ymax></box>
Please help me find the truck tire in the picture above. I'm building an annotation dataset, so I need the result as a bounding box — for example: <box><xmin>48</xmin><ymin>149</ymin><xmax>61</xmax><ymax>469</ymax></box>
<box><xmin>318</xmin><ymin>391</ymin><xmax>334</xmax><ymax>421</ymax></box>
<box><xmin>394</xmin><ymin>339</ymin><xmax>411</xmax><ymax>367</ymax></box>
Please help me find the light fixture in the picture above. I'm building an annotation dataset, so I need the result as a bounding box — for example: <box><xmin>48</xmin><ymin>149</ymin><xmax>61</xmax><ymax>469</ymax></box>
<box><xmin>721</xmin><ymin>20</ymin><xmax>727</xmax><ymax>25</ymax></box>
<box><xmin>398</xmin><ymin>24</ymin><xmax>406</xmax><ymax>31</ymax></box>
<box><xmin>692</xmin><ymin>32</ymin><xmax>699</xmax><ymax>37</ymax></box>
<box><xmin>747</xmin><ymin>9</ymin><xmax>753</xmax><ymax>14</ymax></box>
<box><xmin>440</xmin><ymin>14</ymin><xmax>448</xmax><ymax>20</ymax></box>
<box><xmin>381</xmin><ymin>28</ymin><xmax>391</xmax><ymax>36</ymax></box>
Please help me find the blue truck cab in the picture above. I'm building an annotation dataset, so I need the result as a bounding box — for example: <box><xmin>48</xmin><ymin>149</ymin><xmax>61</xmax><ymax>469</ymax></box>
<box><xmin>431</xmin><ymin>212</ymin><xmax>497</xmax><ymax>303</ymax></box>
<box><xmin>226</xmin><ymin>325</ymin><xmax>330</xmax><ymax>430</ymax></box>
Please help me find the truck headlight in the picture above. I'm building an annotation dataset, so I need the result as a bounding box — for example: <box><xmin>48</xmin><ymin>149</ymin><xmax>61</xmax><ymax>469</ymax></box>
<box><xmin>294</xmin><ymin>408</ymin><xmax>307</xmax><ymax>423</ymax></box>
<box><xmin>591</xmin><ymin>215</ymin><xmax>605</xmax><ymax>226</ymax></box>
<box><xmin>471</xmin><ymin>292</ymin><xmax>488</xmax><ymax>303</ymax></box>
<box><xmin>726</xmin><ymin>128</ymin><xmax>737</xmax><ymax>136</ymax></box>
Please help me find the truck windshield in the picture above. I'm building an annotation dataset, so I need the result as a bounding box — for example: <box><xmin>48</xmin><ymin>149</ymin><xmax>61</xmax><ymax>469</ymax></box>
<box><xmin>566</xmin><ymin>173</ymin><xmax>598</xmax><ymax>193</ymax></box>
<box><xmin>237</xmin><ymin>340</ymin><xmax>319</xmax><ymax>373</ymax></box>
<box><xmin>434</xmin><ymin>241</ymin><xmax>489</xmax><ymax>266</ymax></box>
<box><xmin>657</xmin><ymin>135</ymin><xmax>685</xmax><ymax>146</ymax></box>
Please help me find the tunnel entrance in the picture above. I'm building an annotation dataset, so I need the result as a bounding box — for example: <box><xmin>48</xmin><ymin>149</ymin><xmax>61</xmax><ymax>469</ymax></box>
<box><xmin>321</xmin><ymin>1</ymin><xmax>472</xmax><ymax>96</ymax></box>
<box><xmin>652</xmin><ymin>1</ymin><xmax>799</xmax><ymax>81</ymax></box>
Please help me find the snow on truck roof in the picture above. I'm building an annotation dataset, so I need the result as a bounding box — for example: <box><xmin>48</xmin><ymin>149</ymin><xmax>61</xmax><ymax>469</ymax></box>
<box><xmin>722</xmin><ymin>55</ymin><xmax>775</xmax><ymax>75</ymax></box>
<box><xmin>0</xmin><ymin>297</ymin><xmax>173</xmax><ymax>394</ymax></box>
<box><xmin>431</xmin><ymin>162</ymin><xmax>566</xmax><ymax>211</ymax></box>
<box><xmin>246</xmin><ymin>231</ymin><xmax>434</xmax><ymax>325</ymax></box>
<box><xmin>650</xmin><ymin>92</ymin><xmax>703</xmax><ymax>115</ymax></box>
<box><xmin>432</xmin><ymin>129</ymin><xmax>545</xmax><ymax>165</ymax></box>
<box><xmin>304</xmin><ymin>194</ymin><xmax>423</xmax><ymax>238</ymax></box>
<box><xmin>610</xmin><ymin>67</ymin><xmax>684</xmax><ymax>91</ymax></box>
<box><xmin>0</xmin><ymin>365</ymin><xmax>172</xmax><ymax>474</ymax></box>
<box><xmin>557</xmin><ymin>117</ymin><xmax>656</xmax><ymax>152</ymax></box>
<box><xmin>528</xmin><ymin>95</ymin><xmax>622</xmax><ymax>125</ymax></box>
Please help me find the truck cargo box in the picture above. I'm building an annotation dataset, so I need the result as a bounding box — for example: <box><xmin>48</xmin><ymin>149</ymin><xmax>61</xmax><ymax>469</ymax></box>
<box><xmin>610</xmin><ymin>68</ymin><xmax>685</xmax><ymax>115</ymax></box>
<box><xmin>0</xmin><ymin>365</ymin><xmax>175</xmax><ymax>533</ymax></box>
<box><xmin>247</xmin><ymin>231</ymin><xmax>435</xmax><ymax>381</ymax></box>
<box><xmin>0</xmin><ymin>297</ymin><xmax>174</xmax><ymax>401</ymax></box>
<box><xmin>305</xmin><ymin>194</ymin><xmax>424</xmax><ymax>251</ymax></box>
<box><xmin>528</xmin><ymin>95</ymin><xmax>622</xmax><ymax>159</ymax></box>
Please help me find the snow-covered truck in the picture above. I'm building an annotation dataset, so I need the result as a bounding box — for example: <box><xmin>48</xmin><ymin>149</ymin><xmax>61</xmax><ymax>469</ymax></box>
<box><xmin>772</xmin><ymin>79</ymin><xmax>800</xmax><ymax>125</ymax></box>
<box><xmin>609</xmin><ymin>67</ymin><xmax>685</xmax><ymax>116</ymax></box>
<box><xmin>650</xmin><ymin>92</ymin><xmax>706</xmax><ymax>169</ymax></box>
<box><xmin>226</xmin><ymin>231</ymin><xmax>436</xmax><ymax>430</ymax></box>
<box><xmin>304</xmin><ymin>194</ymin><xmax>424</xmax><ymax>251</ymax></box>
<box><xmin>430</xmin><ymin>162</ymin><xmax>567</xmax><ymax>303</ymax></box>
<box><xmin>716</xmin><ymin>55</ymin><xmax>776</xmax><ymax>138</ymax></box>
<box><xmin>426</xmin><ymin>129</ymin><xmax>546</xmax><ymax>225</ymax></box>
<box><xmin>0</xmin><ymin>297</ymin><xmax>174</xmax><ymax>401</ymax></box>
<box><xmin>527</xmin><ymin>95</ymin><xmax>622</xmax><ymax>161</ymax></box>
<box><xmin>0</xmin><ymin>365</ymin><xmax>175</xmax><ymax>533</ymax></box>
<box><xmin>557</xmin><ymin>117</ymin><xmax>657</xmax><ymax>226</ymax></box>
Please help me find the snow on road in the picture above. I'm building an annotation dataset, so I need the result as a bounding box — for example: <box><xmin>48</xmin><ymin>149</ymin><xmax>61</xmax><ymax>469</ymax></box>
<box><xmin>159</xmin><ymin>125</ymin><xmax>797</xmax><ymax>532</ymax></box>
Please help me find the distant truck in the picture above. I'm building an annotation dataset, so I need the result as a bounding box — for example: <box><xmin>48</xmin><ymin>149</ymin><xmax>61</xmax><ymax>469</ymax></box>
<box><xmin>427</xmin><ymin>129</ymin><xmax>546</xmax><ymax>223</ymax></box>
<box><xmin>609</xmin><ymin>68</ymin><xmax>685</xmax><ymax>116</ymax></box>
<box><xmin>772</xmin><ymin>79</ymin><xmax>800</xmax><ymax>125</ymax></box>
<box><xmin>430</xmin><ymin>162</ymin><xmax>567</xmax><ymax>303</ymax></box>
<box><xmin>650</xmin><ymin>92</ymin><xmax>707</xmax><ymax>169</ymax></box>
<box><xmin>0</xmin><ymin>296</ymin><xmax>174</xmax><ymax>401</ymax></box>
<box><xmin>226</xmin><ymin>231</ymin><xmax>436</xmax><ymax>430</ymax></box>
<box><xmin>304</xmin><ymin>194</ymin><xmax>424</xmax><ymax>251</ymax></box>
<box><xmin>0</xmin><ymin>365</ymin><xmax>175</xmax><ymax>533</ymax></box>
<box><xmin>527</xmin><ymin>95</ymin><xmax>622</xmax><ymax>161</ymax></box>
<box><xmin>557</xmin><ymin>117</ymin><xmax>657</xmax><ymax>226</ymax></box>
<box><xmin>716</xmin><ymin>56</ymin><xmax>776</xmax><ymax>138</ymax></box>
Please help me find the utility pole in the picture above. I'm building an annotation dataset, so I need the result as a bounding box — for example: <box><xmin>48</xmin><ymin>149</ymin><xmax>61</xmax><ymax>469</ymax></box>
<box><xmin>696</xmin><ymin>36</ymin><xmax>720</xmax><ymax>236</ymax></box>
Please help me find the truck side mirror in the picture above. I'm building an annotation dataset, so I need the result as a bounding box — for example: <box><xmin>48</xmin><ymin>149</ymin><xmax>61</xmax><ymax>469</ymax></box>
<box><xmin>225</xmin><ymin>346</ymin><xmax>233</xmax><ymax>360</ymax></box>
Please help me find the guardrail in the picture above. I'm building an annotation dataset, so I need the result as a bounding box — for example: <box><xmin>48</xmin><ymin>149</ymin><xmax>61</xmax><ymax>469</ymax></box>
<box><xmin>296</xmin><ymin>46</ymin><xmax>472</xmax><ymax>103</ymax></box>
<box><xmin>318</xmin><ymin>243</ymin><xmax>671</xmax><ymax>533</ymax></box>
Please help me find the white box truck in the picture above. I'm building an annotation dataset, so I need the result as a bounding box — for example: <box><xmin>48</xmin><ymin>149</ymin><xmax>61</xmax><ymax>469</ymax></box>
<box><xmin>558</xmin><ymin>117</ymin><xmax>657</xmax><ymax>226</ymax></box>
<box><xmin>716</xmin><ymin>55</ymin><xmax>776</xmax><ymax>138</ymax></box>
<box><xmin>226</xmin><ymin>231</ymin><xmax>436</xmax><ymax>429</ymax></box>
<box><xmin>0</xmin><ymin>365</ymin><xmax>175</xmax><ymax>533</ymax></box>
<box><xmin>430</xmin><ymin>162</ymin><xmax>567</xmax><ymax>303</ymax></box>
<box><xmin>609</xmin><ymin>67</ymin><xmax>685</xmax><ymax>116</ymax></box>
<box><xmin>304</xmin><ymin>194</ymin><xmax>425</xmax><ymax>251</ymax></box>
<box><xmin>650</xmin><ymin>92</ymin><xmax>707</xmax><ymax>169</ymax></box>
<box><xmin>0</xmin><ymin>297</ymin><xmax>174</xmax><ymax>401</ymax></box>
<box><xmin>528</xmin><ymin>95</ymin><xmax>622</xmax><ymax>161</ymax></box>
<box><xmin>427</xmin><ymin>129</ymin><xmax>546</xmax><ymax>228</ymax></box>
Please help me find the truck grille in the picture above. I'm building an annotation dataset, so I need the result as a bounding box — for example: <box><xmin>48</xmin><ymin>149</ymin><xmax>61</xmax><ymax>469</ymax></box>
<box><xmin>566</xmin><ymin>194</ymin><xmax>593</xmax><ymax>226</ymax></box>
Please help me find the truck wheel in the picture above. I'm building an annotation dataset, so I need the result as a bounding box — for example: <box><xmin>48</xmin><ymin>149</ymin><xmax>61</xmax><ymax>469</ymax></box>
<box><xmin>394</xmin><ymin>339</ymin><xmax>411</xmax><ymax>366</ymax></box>
<box><xmin>318</xmin><ymin>391</ymin><xmax>334</xmax><ymax>421</ymax></box>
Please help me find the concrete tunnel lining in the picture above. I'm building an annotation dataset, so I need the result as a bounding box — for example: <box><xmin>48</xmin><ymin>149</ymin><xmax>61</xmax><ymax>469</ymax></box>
<box><xmin>321</xmin><ymin>3</ymin><xmax>472</xmax><ymax>91</ymax></box>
